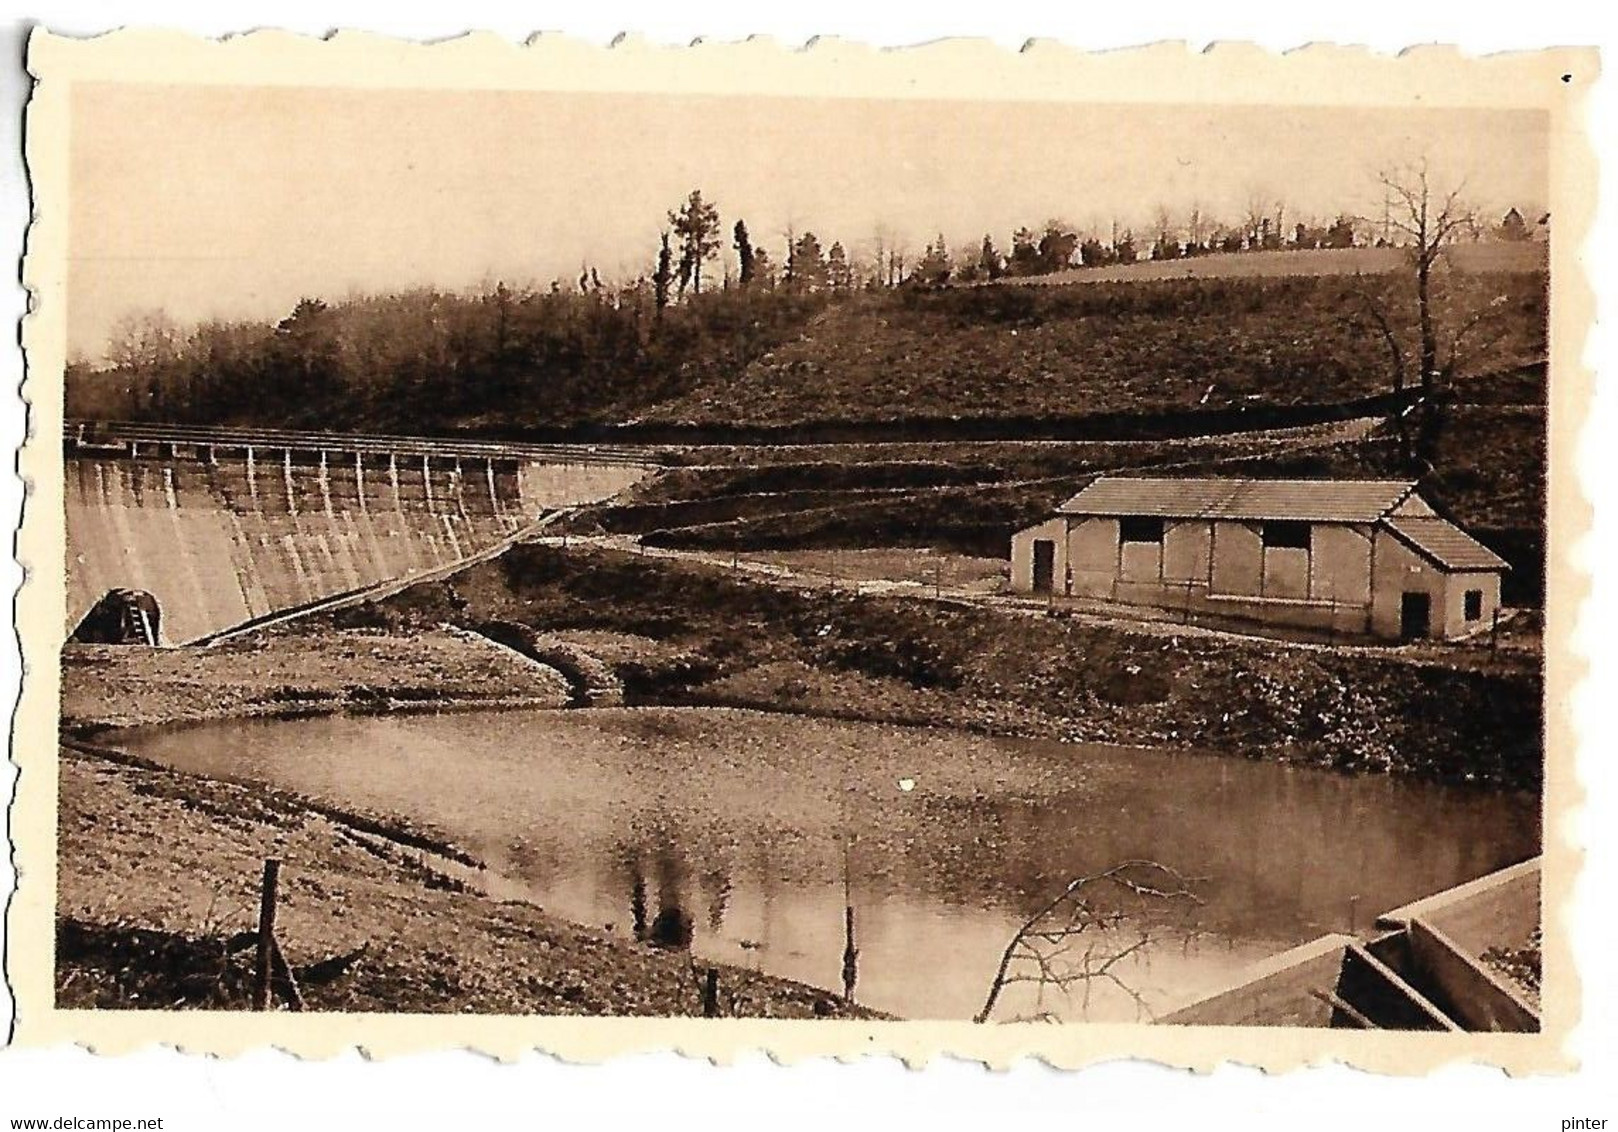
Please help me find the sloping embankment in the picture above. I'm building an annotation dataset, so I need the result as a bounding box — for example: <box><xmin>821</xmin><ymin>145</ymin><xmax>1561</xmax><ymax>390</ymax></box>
<box><xmin>353</xmin><ymin>544</ymin><xmax>1542</xmax><ymax>791</ymax></box>
<box><xmin>55</xmin><ymin>743</ymin><xmax>880</xmax><ymax>1018</ymax></box>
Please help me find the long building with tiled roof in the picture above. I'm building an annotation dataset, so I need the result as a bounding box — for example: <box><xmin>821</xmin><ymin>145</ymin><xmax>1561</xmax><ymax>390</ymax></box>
<box><xmin>1013</xmin><ymin>476</ymin><xmax>1508</xmax><ymax>641</ymax></box>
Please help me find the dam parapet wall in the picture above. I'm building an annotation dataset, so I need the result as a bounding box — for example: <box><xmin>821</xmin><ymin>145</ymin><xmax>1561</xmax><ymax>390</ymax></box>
<box><xmin>65</xmin><ymin>422</ymin><xmax>657</xmax><ymax>645</ymax></box>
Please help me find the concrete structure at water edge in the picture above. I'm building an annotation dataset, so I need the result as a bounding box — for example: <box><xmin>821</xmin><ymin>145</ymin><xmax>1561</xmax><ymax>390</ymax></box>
<box><xmin>1010</xmin><ymin>476</ymin><xmax>1507</xmax><ymax>641</ymax></box>
<box><xmin>1161</xmin><ymin>857</ymin><xmax>1541</xmax><ymax>1030</ymax></box>
<box><xmin>64</xmin><ymin>421</ymin><xmax>659</xmax><ymax>645</ymax></box>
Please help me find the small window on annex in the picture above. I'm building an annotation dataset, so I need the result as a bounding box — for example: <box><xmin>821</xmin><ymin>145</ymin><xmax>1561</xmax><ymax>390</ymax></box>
<box><xmin>1261</xmin><ymin>520</ymin><xmax>1311</xmax><ymax>550</ymax></box>
<box><xmin>1119</xmin><ymin>516</ymin><xmax>1165</xmax><ymax>544</ymax></box>
<box><xmin>1464</xmin><ymin>589</ymin><xmax>1484</xmax><ymax>621</ymax></box>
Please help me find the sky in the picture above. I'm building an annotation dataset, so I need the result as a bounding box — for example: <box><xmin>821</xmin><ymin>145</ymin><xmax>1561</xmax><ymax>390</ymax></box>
<box><xmin>67</xmin><ymin>85</ymin><xmax>1549</xmax><ymax>359</ymax></box>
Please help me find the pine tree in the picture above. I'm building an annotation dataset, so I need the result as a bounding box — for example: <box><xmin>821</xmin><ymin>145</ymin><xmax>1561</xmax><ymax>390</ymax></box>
<box><xmin>652</xmin><ymin>231</ymin><xmax>673</xmax><ymax>317</ymax></box>
<box><xmin>827</xmin><ymin>241</ymin><xmax>852</xmax><ymax>290</ymax></box>
<box><xmin>978</xmin><ymin>235</ymin><xmax>1003</xmax><ymax>280</ymax></box>
<box><xmin>734</xmin><ymin>220</ymin><xmax>755</xmax><ymax>286</ymax></box>
<box><xmin>914</xmin><ymin>235</ymin><xmax>951</xmax><ymax>286</ymax></box>
<box><xmin>789</xmin><ymin>232</ymin><xmax>829</xmax><ymax>291</ymax></box>
<box><xmin>668</xmin><ymin>190</ymin><xmax>722</xmax><ymax>295</ymax></box>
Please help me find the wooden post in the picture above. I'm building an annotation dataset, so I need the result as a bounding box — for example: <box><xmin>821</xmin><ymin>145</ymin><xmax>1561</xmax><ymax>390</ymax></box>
<box><xmin>702</xmin><ymin>967</ymin><xmax>720</xmax><ymax>1018</ymax></box>
<box><xmin>631</xmin><ymin>872</ymin><xmax>648</xmax><ymax>942</ymax></box>
<box><xmin>1490</xmin><ymin>606</ymin><xmax>1501</xmax><ymax>652</ymax></box>
<box><xmin>270</xmin><ymin>938</ymin><xmax>306</xmax><ymax>1012</ymax></box>
<box><xmin>253</xmin><ymin>858</ymin><xmax>281</xmax><ymax>1011</ymax></box>
<box><xmin>841</xmin><ymin>905</ymin><xmax>858</xmax><ymax>1004</ymax></box>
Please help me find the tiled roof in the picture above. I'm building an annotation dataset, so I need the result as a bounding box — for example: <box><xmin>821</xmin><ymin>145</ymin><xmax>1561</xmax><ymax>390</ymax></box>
<box><xmin>1056</xmin><ymin>477</ymin><xmax>1418</xmax><ymax>523</ymax></box>
<box><xmin>1384</xmin><ymin>517</ymin><xmax>1510</xmax><ymax>573</ymax></box>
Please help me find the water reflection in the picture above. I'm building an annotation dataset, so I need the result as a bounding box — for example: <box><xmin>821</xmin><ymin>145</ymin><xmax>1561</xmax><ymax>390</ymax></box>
<box><xmin>629</xmin><ymin>868</ymin><xmax>647</xmax><ymax>941</ymax></box>
<box><xmin>622</xmin><ymin>847</ymin><xmax>701</xmax><ymax>948</ymax></box>
<box><xmin>118</xmin><ymin>706</ymin><xmax>1541</xmax><ymax>1020</ymax></box>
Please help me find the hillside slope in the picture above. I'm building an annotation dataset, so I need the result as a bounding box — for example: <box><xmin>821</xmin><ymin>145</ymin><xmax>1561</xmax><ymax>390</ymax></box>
<box><xmin>640</xmin><ymin>271</ymin><xmax>1545</xmax><ymax>429</ymax></box>
<box><xmin>72</xmin><ymin>260</ymin><xmax>1546</xmax><ymax>439</ymax></box>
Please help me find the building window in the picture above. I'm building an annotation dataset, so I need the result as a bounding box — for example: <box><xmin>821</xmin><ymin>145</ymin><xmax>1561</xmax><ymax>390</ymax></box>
<box><xmin>1261</xmin><ymin>520</ymin><xmax>1311</xmax><ymax>550</ymax></box>
<box><xmin>1464</xmin><ymin>589</ymin><xmax>1484</xmax><ymax>621</ymax></box>
<box><xmin>1119</xmin><ymin>516</ymin><xmax>1165</xmax><ymax>544</ymax></box>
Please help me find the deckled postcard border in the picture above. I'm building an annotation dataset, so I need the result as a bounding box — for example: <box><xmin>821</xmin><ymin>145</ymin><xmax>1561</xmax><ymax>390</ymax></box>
<box><xmin>10</xmin><ymin>29</ymin><xmax>1598</xmax><ymax>1069</ymax></box>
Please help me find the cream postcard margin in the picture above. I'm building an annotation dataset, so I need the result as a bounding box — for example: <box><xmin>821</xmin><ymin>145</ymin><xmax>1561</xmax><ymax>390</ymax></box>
<box><xmin>11</xmin><ymin>29</ymin><xmax>1598</xmax><ymax>1069</ymax></box>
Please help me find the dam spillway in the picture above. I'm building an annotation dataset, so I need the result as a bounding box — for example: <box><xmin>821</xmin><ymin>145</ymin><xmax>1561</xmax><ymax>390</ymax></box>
<box><xmin>64</xmin><ymin>422</ymin><xmax>658</xmax><ymax>645</ymax></box>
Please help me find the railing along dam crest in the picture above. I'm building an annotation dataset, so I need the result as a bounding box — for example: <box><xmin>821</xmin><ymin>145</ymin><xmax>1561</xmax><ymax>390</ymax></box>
<box><xmin>64</xmin><ymin>421</ymin><xmax>659</xmax><ymax>645</ymax></box>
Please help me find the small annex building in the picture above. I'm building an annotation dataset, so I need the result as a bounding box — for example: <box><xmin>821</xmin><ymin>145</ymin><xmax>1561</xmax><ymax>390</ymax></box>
<box><xmin>1009</xmin><ymin>476</ymin><xmax>1508</xmax><ymax>641</ymax></box>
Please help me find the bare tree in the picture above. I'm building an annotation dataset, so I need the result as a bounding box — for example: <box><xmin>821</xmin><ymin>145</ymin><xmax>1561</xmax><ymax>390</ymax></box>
<box><xmin>1242</xmin><ymin>189</ymin><xmax>1271</xmax><ymax>250</ymax></box>
<box><xmin>976</xmin><ymin>861</ymin><xmax>1201</xmax><ymax>1024</ymax></box>
<box><xmin>886</xmin><ymin>248</ymin><xmax>908</xmax><ymax>287</ymax></box>
<box><xmin>1375</xmin><ymin>159</ymin><xmax>1479</xmax><ymax>393</ymax></box>
<box><xmin>1152</xmin><ymin>205</ymin><xmax>1178</xmax><ymax>260</ymax></box>
<box><xmin>1353</xmin><ymin>159</ymin><xmax>1486</xmax><ymax>463</ymax></box>
<box><xmin>1186</xmin><ymin>202</ymin><xmax>1206</xmax><ymax>255</ymax></box>
<box><xmin>869</xmin><ymin>225</ymin><xmax>891</xmax><ymax>289</ymax></box>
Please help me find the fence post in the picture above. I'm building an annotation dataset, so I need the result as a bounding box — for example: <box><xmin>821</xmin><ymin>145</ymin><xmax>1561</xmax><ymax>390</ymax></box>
<box><xmin>1490</xmin><ymin>606</ymin><xmax>1501</xmax><ymax>651</ymax></box>
<box><xmin>842</xmin><ymin>905</ymin><xmax>859</xmax><ymax>1004</ymax></box>
<box><xmin>253</xmin><ymin>858</ymin><xmax>281</xmax><ymax>1011</ymax></box>
<box><xmin>702</xmin><ymin>967</ymin><xmax>720</xmax><ymax>1018</ymax></box>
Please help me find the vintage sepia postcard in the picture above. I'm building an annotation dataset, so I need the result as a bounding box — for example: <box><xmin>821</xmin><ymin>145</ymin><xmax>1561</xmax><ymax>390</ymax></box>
<box><xmin>9</xmin><ymin>30</ymin><xmax>1597</xmax><ymax>1069</ymax></box>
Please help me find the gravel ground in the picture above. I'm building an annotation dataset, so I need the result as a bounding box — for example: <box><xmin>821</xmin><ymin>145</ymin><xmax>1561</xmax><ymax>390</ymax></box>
<box><xmin>1483</xmin><ymin>928</ymin><xmax>1543</xmax><ymax>1008</ymax></box>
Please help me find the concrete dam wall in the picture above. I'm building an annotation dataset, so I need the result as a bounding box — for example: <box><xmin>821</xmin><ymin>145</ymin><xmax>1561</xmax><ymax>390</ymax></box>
<box><xmin>64</xmin><ymin>424</ymin><xmax>655</xmax><ymax>645</ymax></box>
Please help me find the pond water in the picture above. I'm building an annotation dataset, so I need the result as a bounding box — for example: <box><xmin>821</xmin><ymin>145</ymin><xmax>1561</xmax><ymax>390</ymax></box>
<box><xmin>118</xmin><ymin>707</ymin><xmax>1540</xmax><ymax>1021</ymax></box>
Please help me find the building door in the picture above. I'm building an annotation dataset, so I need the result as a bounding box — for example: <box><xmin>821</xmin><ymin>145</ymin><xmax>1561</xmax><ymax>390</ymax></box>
<box><xmin>1031</xmin><ymin>540</ymin><xmax>1056</xmax><ymax>594</ymax></box>
<box><xmin>1399</xmin><ymin>592</ymin><xmax>1432</xmax><ymax>641</ymax></box>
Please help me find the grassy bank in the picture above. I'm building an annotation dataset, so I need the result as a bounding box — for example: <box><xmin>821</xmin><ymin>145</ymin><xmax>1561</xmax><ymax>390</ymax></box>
<box><xmin>349</xmin><ymin>544</ymin><xmax>1542</xmax><ymax>791</ymax></box>
<box><xmin>56</xmin><ymin>743</ymin><xmax>879</xmax><ymax>1018</ymax></box>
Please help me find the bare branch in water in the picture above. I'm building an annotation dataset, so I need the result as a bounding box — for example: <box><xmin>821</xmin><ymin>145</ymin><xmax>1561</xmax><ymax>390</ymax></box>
<box><xmin>975</xmin><ymin>860</ymin><xmax>1202</xmax><ymax>1024</ymax></box>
